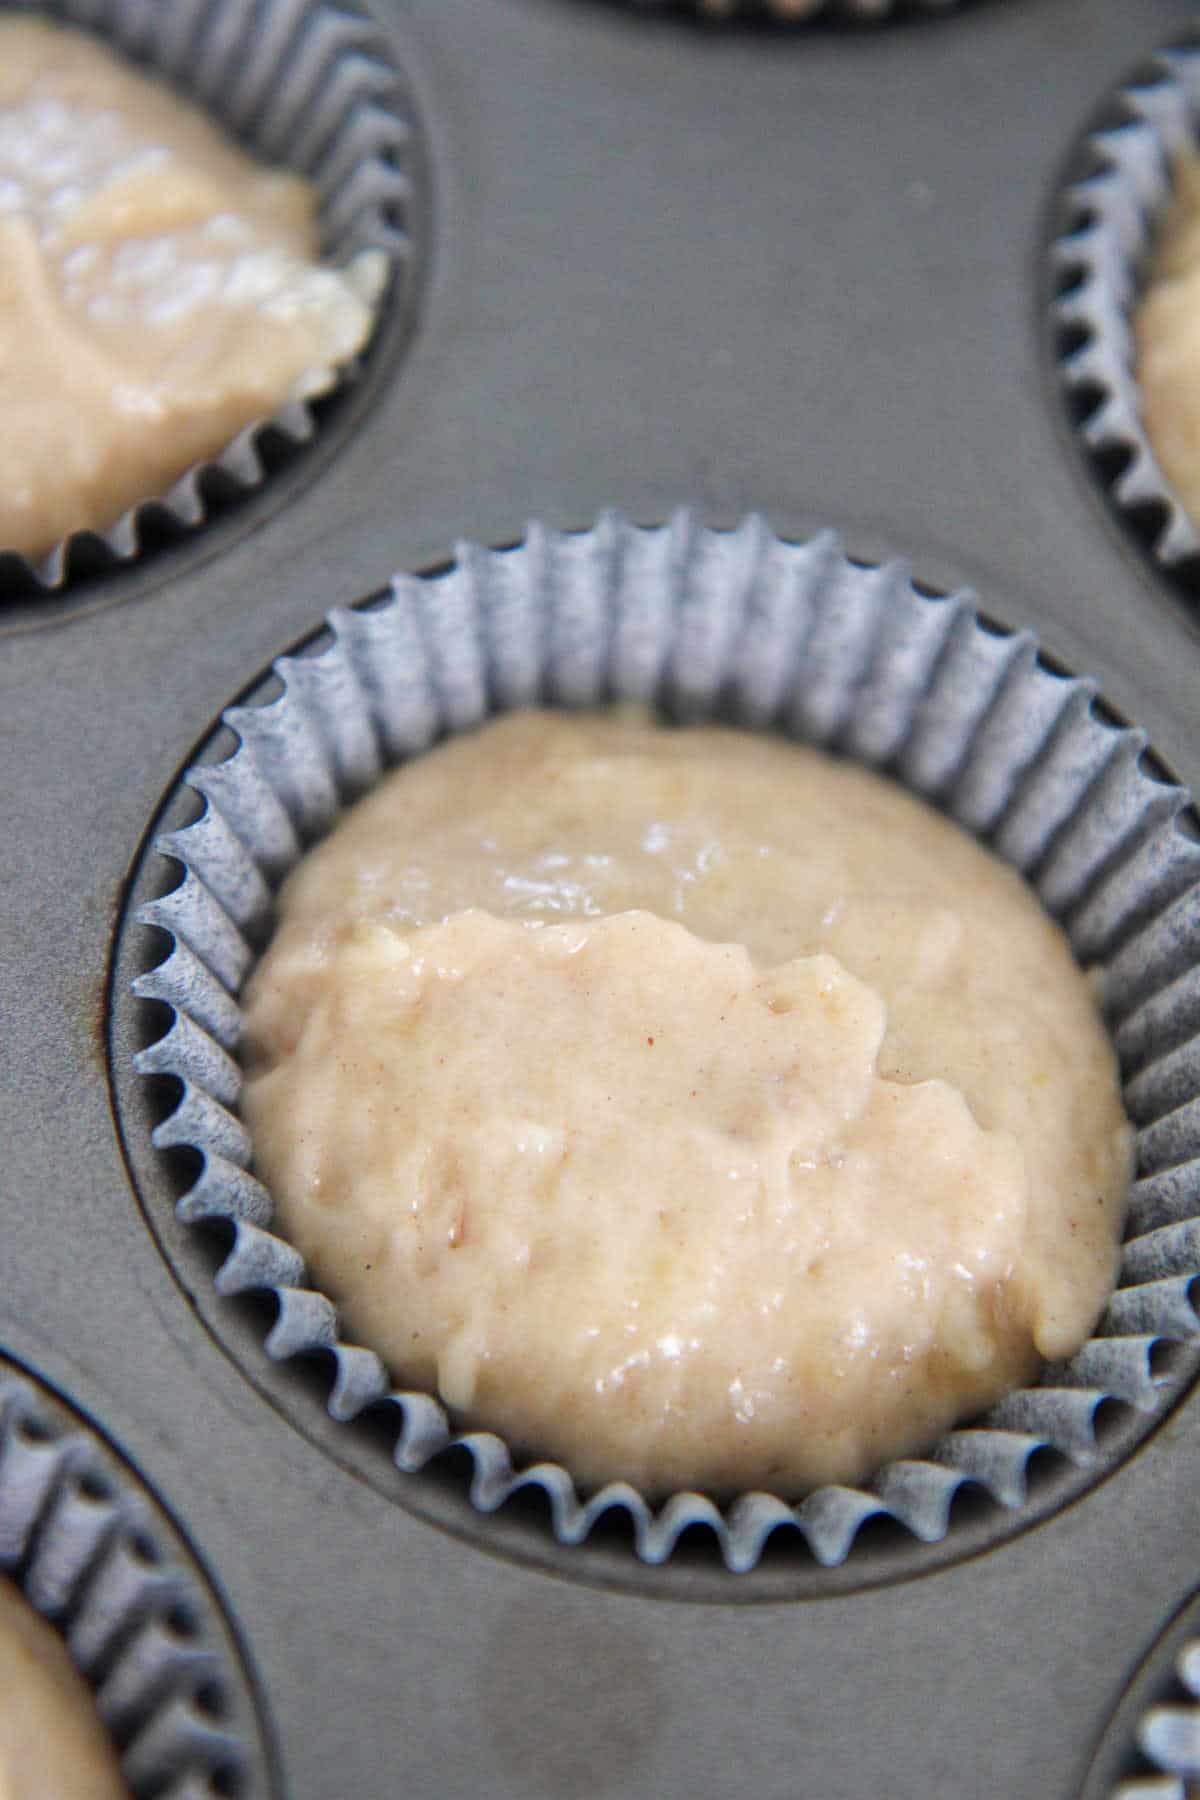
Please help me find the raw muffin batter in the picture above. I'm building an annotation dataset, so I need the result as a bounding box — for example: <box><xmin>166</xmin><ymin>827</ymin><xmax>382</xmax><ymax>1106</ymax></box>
<box><xmin>1136</xmin><ymin>148</ymin><xmax>1200</xmax><ymax>525</ymax></box>
<box><xmin>0</xmin><ymin>16</ymin><xmax>383</xmax><ymax>562</ymax></box>
<box><xmin>0</xmin><ymin>1577</ymin><xmax>127</xmax><ymax>1799</ymax></box>
<box><xmin>242</xmin><ymin>712</ymin><xmax>1132</xmax><ymax>1497</ymax></box>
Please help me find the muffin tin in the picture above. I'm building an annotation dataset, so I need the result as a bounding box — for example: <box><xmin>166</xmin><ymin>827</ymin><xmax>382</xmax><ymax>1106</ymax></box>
<box><xmin>6</xmin><ymin>0</ymin><xmax>1200</xmax><ymax>1794</ymax></box>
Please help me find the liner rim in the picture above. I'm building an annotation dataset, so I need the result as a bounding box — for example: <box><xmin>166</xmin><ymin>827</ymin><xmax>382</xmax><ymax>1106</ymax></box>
<box><xmin>1050</xmin><ymin>38</ymin><xmax>1200</xmax><ymax>586</ymax></box>
<box><xmin>1</xmin><ymin>0</ymin><xmax>426</xmax><ymax>598</ymax></box>
<box><xmin>0</xmin><ymin>1353</ymin><xmax>276</xmax><ymax>1798</ymax></box>
<box><xmin>125</xmin><ymin>511</ymin><xmax>1200</xmax><ymax>1578</ymax></box>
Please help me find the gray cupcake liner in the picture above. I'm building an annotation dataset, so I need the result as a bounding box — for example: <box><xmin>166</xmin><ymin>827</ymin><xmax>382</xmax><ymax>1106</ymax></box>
<box><xmin>5</xmin><ymin>0</ymin><xmax>421</xmax><ymax>596</ymax></box>
<box><xmin>1080</xmin><ymin>1589</ymin><xmax>1200</xmax><ymax>1799</ymax></box>
<box><xmin>1051</xmin><ymin>41</ymin><xmax>1200</xmax><ymax>582</ymax></box>
<box><xmin>0</xmin><ymin>1355</ymin><xmax>273</xmax><ymax>1797</ymax></box>
<box><xmin>1113</xmin><ymin>1633</ymin><xmax>1200</xmax><ymax>1799</ymax></box>
<box><xmin>131</xmin><ymin>512</ymin><xmax>1200</xmax><ymax>1573</ymax></box>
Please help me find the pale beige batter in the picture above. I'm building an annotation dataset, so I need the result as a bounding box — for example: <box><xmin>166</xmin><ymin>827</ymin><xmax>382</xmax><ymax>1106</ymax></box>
<box><xmin>0</xmin><ymin>17</ymin><xmax>383</xmax><ymax>561</ymax></box>
<box><xmin>1136</xmin><ymin>150</ymin><xmax>1200</xmax><ymax>525</ymax></box>
<box><xmin>0</xmin><ymin>1578</ymin><xmax>127</xmax><ymax>1800</ymax></box>
<box><xmin>242</xmin><ymin>712</ymin><xmax>1132</xmax><ymax>1497</ymax></box>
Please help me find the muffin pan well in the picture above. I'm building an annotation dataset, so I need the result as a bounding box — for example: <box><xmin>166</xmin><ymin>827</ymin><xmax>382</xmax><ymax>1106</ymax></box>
<box><xmin>1082</xmin><ymin>1590</ymin><xmax>1200</xmax><ymax>1799</ymax></box>
<box><xmin>115</xmin><ymin>517</ymin><xmax>1200</xmax><ymax>1592</ymax></box>
<box><xmin>1051</xmin><ymin>39</ymin><xmax>1200</xmax><ymax>605</ymax></box>
<box><xmin>0</xmin><ymin>0</ymin><xmax>430</xmax><ymax>601</ymax></box>
<box><xmin>7</xmin><ymin>0</ymin><xmax>1200</xmax><ymax>1795</ymax></box>
<box><xmin>0</xmin><ymin>1359</ymin><xmax>275</xmax><ymax>1798</ymax></box>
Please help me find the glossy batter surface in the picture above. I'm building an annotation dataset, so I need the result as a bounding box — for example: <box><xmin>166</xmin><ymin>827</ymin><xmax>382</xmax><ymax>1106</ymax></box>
<box><xmin>0</xmin><ymin>17</ymin><xmax>382</xmax><ymax>560</ymax></box>
<box><xmin>242</xmin><ymin>712</ymin><xmax>1131</xmax><ymax>1497</ymax></box>
<box><xmin>1137</xmin><ymin>149</ymin><xmax>1200</xmax><ymax>526</ymax></box>
<box><xmin>0</xmin><ymin>1579</ymin><xmax>127</xmax><ymax>1800</ymax></box>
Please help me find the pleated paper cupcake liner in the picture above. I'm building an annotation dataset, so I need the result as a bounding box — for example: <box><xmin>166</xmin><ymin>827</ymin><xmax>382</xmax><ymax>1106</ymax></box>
<box><xmin>0</xmin><ymin>1356</ymin><xmax>273</xmax><ymax>1797</ymax></box>
<box><xmin>1051</xmin><ymin>41</ymin><xmax>1200</xmax><ymax>588</ymax></box>
<box><xmin>130</xmin><ymin>512</ymin><xmax>1200</xmax><ymax>1574</ymax></box>
<box><xmin>1114</xmin><ymin>1628</ymin><xmax>1200</xmax><ymax>1799</ymax></box>
<box><xmin>1079</xmin><ymin>1589</ymin><xmax>1200</xmax><ymax>1799</ymax></box>
<box><xmin>4</xmin><ymin>0</ymin><xmax>423</xmax><ymax>597</ymax></box>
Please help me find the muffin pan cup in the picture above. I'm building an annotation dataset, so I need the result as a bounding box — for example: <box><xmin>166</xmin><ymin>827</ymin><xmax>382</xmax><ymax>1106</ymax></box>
<box><xmin>128</xmin><ymin>513</ymin><xmax>1200</xmax><ymax>1574</ymax></box>
<box><xmin>1123</xmin><ymin>1631</ymin><xmax>1200</xmax><ymax>1798</ymax></box>
<box><xmin>0</xmin><ymin>0</ymin><xmax>426</xmax><ymax>596</ymax></box>
<box><xmin>1082</xmin><ymin>1590</ymin><xmax>1200</xmax><ymax>1799</ymax></box>
<box><xmin>0</xmin><ymin>1358</ymin><xmax>273</xmax><ymax>1799</ymax></box>
<box><xmin>1052</xmin><ymin>41</ymin><xmax>1200</xmax><ymax>591</ymax></box>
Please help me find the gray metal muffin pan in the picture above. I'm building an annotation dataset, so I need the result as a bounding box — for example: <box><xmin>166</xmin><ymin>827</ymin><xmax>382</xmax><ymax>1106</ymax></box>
<box><xmin>5</xmin><ymin>0</ymin><xmax>1200</xmax><ymax>1794</ymax></box>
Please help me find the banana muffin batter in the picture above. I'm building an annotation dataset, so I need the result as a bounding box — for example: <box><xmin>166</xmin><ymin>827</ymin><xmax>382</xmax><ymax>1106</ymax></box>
<box><xmin>0</xmin><ymin>17</ymin><xmax>382</xmax><ymax>561</ymax></box>
<box><xmin>0</xmin><ymin>1578</ymin><xmax>127</xmax><ymax>1799</ymax></box>
<box><xmin>242</xmin><ymin>711</ymin><xmax>1132</xmax><ymax>1498</ymax></box>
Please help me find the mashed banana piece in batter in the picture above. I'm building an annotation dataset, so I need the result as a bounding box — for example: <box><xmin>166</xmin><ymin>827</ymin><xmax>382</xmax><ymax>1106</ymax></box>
<box><xmin>0</xmin><ymin>16</ymin><xmax>383</xmax><ymax>562</ymax></box>
<box><xmin>1136</xmin><ymin>149</ymin><xmax>1200</xmax><ymax>526</ymax></box>
<box><xmin>0</xmin><ymin>1578</ymin><xmax>127</xmax><ymax>1800</ymax></box>
<box><xmin>242</xmin><ymin>712</ymin><xmax>1132</xmax><ymax>1498</ymax></box>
